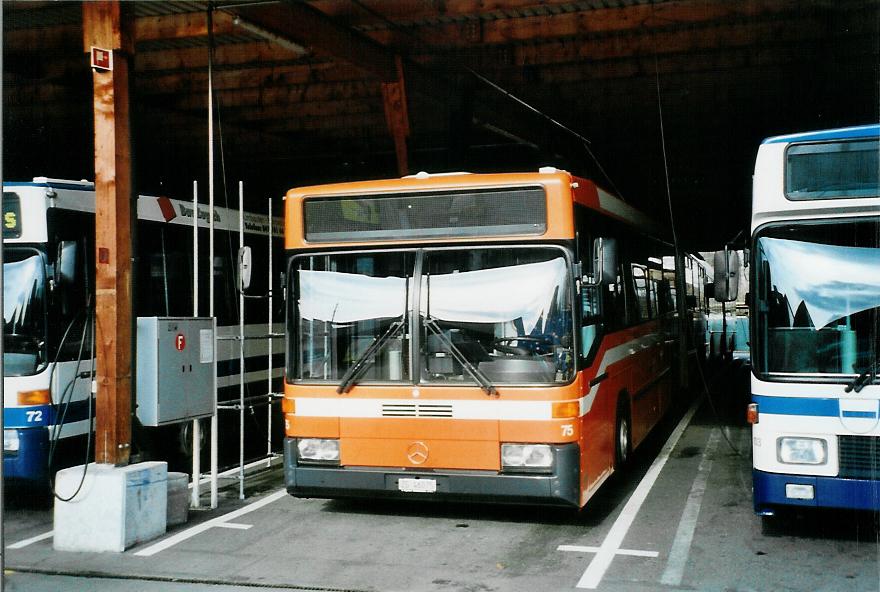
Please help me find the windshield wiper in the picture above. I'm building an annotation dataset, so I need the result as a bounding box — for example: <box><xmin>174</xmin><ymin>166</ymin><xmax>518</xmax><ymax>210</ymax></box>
<box><xmin>337</xmin><ymin>318</ymin><xmax>406</xmax><ymax>394</ymax></box>
<box><xmin>845</xmin><ymin>359</ymin><xmax>880</xmax><ymax>394</ymax></box>
<box><xmin>423</xmin><ymin>317</ymin><xmax>497</xmax><ymax>397</ymax></box>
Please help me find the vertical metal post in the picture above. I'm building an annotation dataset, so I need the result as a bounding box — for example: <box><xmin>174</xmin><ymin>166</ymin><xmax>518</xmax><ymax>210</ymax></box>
<box><xmin>1</xmin><ymin>5</ymin><xmax>6</xmax><ymax>587</ymax></box>
<box><xmin>191</xmin><ymin>180</ymin><xmax>200</xmax><ymax>508</ymax></box>
<box><xmin>266</xmin><ymin>198</ymin><xmax>273</xmax><ymax>466</ymax></box>
<box><xmin>238</xmin><ymin>181</ymin><xmax>246</xmax><ymax>500</ymax></box>
<box><xmin>674</xmin><ymin>250</ymin><xmax>689</xmax><ymax>389</ymax></box>
<box><xmin>207</xmin><ymin>6</ymin><xmax>218</xmax><ymax>509</ymax></box>
<box><xmin>721</xmin><ymin>301</ymin><xmax>728</xmax><ymax>359</ymax></box>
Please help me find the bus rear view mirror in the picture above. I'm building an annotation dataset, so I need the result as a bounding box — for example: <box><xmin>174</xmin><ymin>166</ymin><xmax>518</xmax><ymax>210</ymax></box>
<box><xmin>54</xmin><ymin>240</ymin><xmax>80</xmax><ymax>316</ymax></box>
<box><xmin>713</xmin><ymin>248</ymin><xmax>740</xmax><ymax>302</ymax></box>
<box><xmin>54</xmin><ymin>240</ymin><xmax>78</xmax><ymax>290</ymax></box>
<box><xmin>585</xmin><ymin>237</ymin><xmax>618</xmax><ymax>287</ymax></box>
<box><xmin>238</xmin><ymin>246</ymin><xmax>253</xmax><ymax>292</ymax></box>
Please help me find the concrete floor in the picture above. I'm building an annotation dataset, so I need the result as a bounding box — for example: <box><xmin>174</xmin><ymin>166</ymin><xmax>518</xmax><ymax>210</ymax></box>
<box><xmin>5</xmin><ymin>362</ymin><xmax>880</xmax><ymax>592</ymax></box>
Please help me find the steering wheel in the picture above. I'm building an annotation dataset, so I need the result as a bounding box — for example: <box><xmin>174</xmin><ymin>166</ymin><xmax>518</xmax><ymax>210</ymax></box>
<box><xmin>492</xmin><ymin>336</ymin><xmax>552</xmax><ymax>356</ymax></box>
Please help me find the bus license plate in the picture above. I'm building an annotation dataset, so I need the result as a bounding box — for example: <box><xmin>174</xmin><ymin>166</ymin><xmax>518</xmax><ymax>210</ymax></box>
<box><xmin>398</xmin><ymin>478</ymin><xmax>437</xmax><ymax>493</ymax></box>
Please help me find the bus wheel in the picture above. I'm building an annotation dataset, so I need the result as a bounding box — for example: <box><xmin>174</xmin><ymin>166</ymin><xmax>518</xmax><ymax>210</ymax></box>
<box><xmin>615</xmin><ymin>396</ymin><xmax>631</xmax><ymax>468</ymax></box>
<box><xmin>176</xmin><ymin>418</ymin><xmax>209</xmax><ymax>473</ymax></box>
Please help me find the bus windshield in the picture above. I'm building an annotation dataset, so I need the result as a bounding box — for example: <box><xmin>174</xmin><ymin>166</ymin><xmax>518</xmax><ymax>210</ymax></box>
<box><xmin>291</xmin><ymin>247</ymin><xmax>573</xmax><ymax>386</ymax></box>
<box><xmin>754</xmin><ymin>218</ymin><xmax>880</xmax><ymax>378</ymax></box>
<box><xmin>421</xmin><ymin>248</ymin><xmax>572</xmax><ymax>385</ymax></box>
<box><xmin>293</xmin><ymin>251</ymin><xmax>414</xmax><ymax>383</ymax></box>
<box><xmin>3</xmin><ymin>247</ymin><xmax>47</xmax><ymax>376</ymax></box>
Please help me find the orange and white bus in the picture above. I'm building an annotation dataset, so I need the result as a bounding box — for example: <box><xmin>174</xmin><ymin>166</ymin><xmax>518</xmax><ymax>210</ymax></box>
<box><xmin>282</xmin><ymin>169</ymin><xmax>695</xmax><ymax>507</ymax></box>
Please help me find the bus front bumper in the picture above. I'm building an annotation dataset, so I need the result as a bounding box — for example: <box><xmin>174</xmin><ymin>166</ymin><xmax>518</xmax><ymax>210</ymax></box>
<box><xmin>753</xmin><ymin>469</ymin><xmax>880</xmax><ymax>514</ymax></box>
<box><xmin>284</xmin><ymin>438</ymin><xmax>581</xmax><ymax>507</ymax></box>
<box><xmin>3</xmin><ymin>428</ymin><xmax>49</xmax><ymax>484</ymax></box>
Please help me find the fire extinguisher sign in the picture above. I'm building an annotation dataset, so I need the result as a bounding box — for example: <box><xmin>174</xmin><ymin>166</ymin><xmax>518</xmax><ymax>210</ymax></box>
<box><xmin>175</xmin><ymin>333</ymin><xmax>186</xmax><ymax>352</ymax></box>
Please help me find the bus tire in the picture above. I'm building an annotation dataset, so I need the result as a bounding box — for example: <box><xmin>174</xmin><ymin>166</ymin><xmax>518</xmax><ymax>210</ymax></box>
<box><xmin>615</xmin><ymin>395</ymin><xmax>632</xmax><ymax>469</ymax></box>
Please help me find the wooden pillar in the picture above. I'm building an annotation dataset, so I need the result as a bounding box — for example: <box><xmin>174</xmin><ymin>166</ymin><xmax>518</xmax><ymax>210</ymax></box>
<box><xmin>82</xmin><ymin>1</ymin><xmax>133</xmax><ymax>466</ymax></box>
<box><xmin>381</xmin><ymin>57</ymin><xmax>410</xmax><ymax>176</ymax></box>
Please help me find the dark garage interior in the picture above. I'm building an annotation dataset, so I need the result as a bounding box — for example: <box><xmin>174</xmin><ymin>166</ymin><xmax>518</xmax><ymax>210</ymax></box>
<box><xmin>4</xmin><ymin>0</ymin><xmax>879</xmax><ymax>249</ymax></box>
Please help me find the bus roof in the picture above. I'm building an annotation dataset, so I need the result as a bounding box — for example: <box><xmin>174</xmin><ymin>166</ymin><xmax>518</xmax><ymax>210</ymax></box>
<box><xmin>286</xmin><ymin>169</ymin><xmax>661</xmax><ymax>239</ymax></box>
<box><xmin>762</xmin><ymin>124</ymin><xmax>879</xmax><ymax>145</ymax></box>
<box><xmin>3</xmin><ymin>178</ymin><xmax>282</xmax><ymax>239</ymax></box>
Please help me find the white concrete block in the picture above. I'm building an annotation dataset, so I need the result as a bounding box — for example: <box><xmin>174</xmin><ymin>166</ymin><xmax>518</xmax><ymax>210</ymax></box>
<box><xmin>54</xmin><ymin>461</ymin><xmax>168</xmax><ymax>552</ymax></box>
<box><xmin>166</xmin><ymin>471</ymin><xmax>190</xmax><ymax>527</ymax></box>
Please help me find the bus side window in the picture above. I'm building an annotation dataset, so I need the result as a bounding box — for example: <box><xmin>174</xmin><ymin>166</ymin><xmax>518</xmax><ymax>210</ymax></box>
<box><xmin>596</xmin><ymin>256</ymin><xmax>626</xmax><ymax>332</ymax></box>
<box><xmin>581</xmin><ymin>281</ymin><xmax>601</xmax><ymax>355</ymax></box>
<box><xmin>631</xmin><ymin>264</ymin><xmax>650</xmax><ymax>322</ymax></box>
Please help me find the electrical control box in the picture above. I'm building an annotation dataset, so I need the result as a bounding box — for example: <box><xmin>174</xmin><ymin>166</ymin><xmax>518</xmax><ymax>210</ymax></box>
<box><xmin>136</xmin><ymin>317</ymin><xmax>215</xmax><ymax>427</ymax></box>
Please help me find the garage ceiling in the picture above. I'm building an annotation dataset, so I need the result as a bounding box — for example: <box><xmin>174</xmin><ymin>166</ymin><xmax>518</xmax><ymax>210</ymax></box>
<box><xmin>4</xmin><ymin>0</ymin><xmax>879</xmax><ymax>248</ymax></box>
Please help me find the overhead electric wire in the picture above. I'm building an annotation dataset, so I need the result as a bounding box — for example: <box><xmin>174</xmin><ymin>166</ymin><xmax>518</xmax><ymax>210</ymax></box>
<box><xmin>349</xmin><ymin>0</ymin><xmax>626</xmax><ymax>200</ymax></box>
<box><xmin>654</xmin><ymin>55</ymin><xmax>741</xmax><ymax>460</ymax></box>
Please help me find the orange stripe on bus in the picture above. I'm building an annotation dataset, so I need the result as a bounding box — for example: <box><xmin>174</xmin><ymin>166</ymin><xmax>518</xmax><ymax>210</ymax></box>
<box><xmin>288</xmin><ymin>416</ymin><xmax>339</xmax><ymax>438</ymax></box>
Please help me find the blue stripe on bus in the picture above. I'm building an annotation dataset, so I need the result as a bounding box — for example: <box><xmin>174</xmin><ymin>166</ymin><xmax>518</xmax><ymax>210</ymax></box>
<box><xmin>5</xmin><ymin>400</ymin><xmax>94</xmax><ymax>429</ymax></box>
<box><xmin>5</xmin><ymin>405</ymin><xmax>55</xmax><ymax>428</ymax></box>
<box><xmin>751</xmin><ymin>395</ymin><xmax>838</xmax><ymax>417</ymax></box>
<box><xmin>841</xmin><ymin>410</ymin><xmax>877</xmax><ymax>419</ymax></box>
<box><xmin>762</xmin><ymin>124</ymin><xmax>880</xmax><ymax>144</ymax></box>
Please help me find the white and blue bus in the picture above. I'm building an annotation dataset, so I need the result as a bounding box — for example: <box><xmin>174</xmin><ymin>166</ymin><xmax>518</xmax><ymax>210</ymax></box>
<box><xmin>748</xmin><ymin>125</ymin><xmax>880</xmax><ymax>515</ymax></box>
<box><xmin>2</xmin><ymin>177</ymin><xmax>284</xmax><ymax>488</ymax></box>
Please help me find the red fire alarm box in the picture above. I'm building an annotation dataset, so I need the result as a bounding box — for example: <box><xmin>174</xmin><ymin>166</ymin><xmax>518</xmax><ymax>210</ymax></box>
<box><xmin>91</xmin><ymin>46</ymin><xmax>112</xmax><ymax>71</ymax></box>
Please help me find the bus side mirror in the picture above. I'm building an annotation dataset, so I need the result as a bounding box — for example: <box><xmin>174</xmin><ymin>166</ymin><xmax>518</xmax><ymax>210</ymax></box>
<box><xmin>54</xmin><ymin>240</ymin><xmax>80</xmax><ymax>316</ymax></box>
<box><xmin>713</xmin><ymin>248</ymin><xmax>740</xmax><ymax>302</ymax></box>
<box><xmin>238</xmin><ymin>246</ymin><xmax>253</xmax><ymax>292</ymax></box>
<box><xmin>55</xmin><ymin>241</ymin><xmax>78</xmax><ymax>290</ymax></box>
<box><xmin>585</xmin><ymin>237</ymin><xmax>618</xmax><ymax>287</ymax></box>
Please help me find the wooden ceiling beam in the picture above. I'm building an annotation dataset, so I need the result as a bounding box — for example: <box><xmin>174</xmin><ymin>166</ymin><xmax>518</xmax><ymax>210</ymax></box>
<box><xmin>5</xmin><ymin>10</ymin><xmax>235</xmax><ymax>50</ymax></box>
<box><xmin>135</xmin><ymin>61</ymin><xmax>363</xmax><ymax>95</ymax></box>
<box><xmin>357</xmin><ymin>0</ymin><xmax>813</xmax><ymax>48</ymax></box>
<box><xmin>232</xmin><ymin>2</ymin><xmax>556</xmax><ymax>151</ymax></box>
<box><xmin>167</xmin><ymin>80</ymin><xmax>383</xmax><ymax>110</ymax></box>
<box><xmin>219</xmin><ymin>100</ymin><xmax>381</xmax><ymax>122</ymax></box>
<box><xmin>307</xmin><ymin>0</ymin><xmax>588</xmax><ymax>23</ymax></box>
<box><xmin>5</xmin><ymin>24</ymin><xmax>81</xmax><ymax>50</ymax></box>
<box><xmin>135</xmin><ymin>40</ymin><xmax>302</xmax><ymax>72</ymax></box>
<box><xmin>134</xmin><ymin>10</ymin><xmax>235</xmax><ymax>42</ymax></box>
<box><xmin>415</xmin><ymin>15</ymin><xmax>871</xmax><ymax>69</ymax></box>
<box><xmin>234</xmin><ymin>2</ymin><xmax>398</xmax><ymax>81</ymax></box>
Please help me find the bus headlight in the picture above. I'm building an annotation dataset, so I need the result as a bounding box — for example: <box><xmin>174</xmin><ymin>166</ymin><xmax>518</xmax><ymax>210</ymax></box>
<box><xmin>501</xmin><ymin>444</ymin><xmax>553</xmax><ymax>471</ymax></box>
<box><xmin>297</xmin><ymin>438</ymin><xmax>339</xmax><ymax>464</ymax></box>
<box><xmin>777</xmin><ymin>437</ymin><xmax>827</xmax><ymax>465</ymax></box>
<box><xmin>3</xmin><ymin>430</ymin><xmax>19</xmax><ymax>453</ymax></box>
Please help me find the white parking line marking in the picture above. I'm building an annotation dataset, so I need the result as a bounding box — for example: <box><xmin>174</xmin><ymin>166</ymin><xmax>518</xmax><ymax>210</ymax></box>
<box><xmin>214</xmin><ymin>522</ymin><xmax>253</xmax><ymax>530</ymax></box>
<box><xmin>575</xmin><ymin>397</ymin><xmax>702</xmax><ymax>589</ymax></box>
<box><xmin>7</xmin><ymin>530</ymin><xmax>53</xmax><ymax>549</ymax></box>
<box><xmin>134</xmin><ymin>489</ymin><xmax>286</xmax><ymax>557</ymax></box>
<box><xmin>661</xmin><ymin>429</ymin><xmax>720</xmax><ymax>586</ymax></box>
<box><xmin>558</xmin><ymin>545</ymin><xmax>659</xmax><ymax>558</ymax></box>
